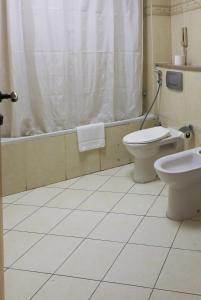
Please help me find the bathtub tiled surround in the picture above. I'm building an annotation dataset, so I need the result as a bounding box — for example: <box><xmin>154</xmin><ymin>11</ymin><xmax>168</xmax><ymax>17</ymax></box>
<box><xmin>1</xmin><ymin>119</ymin><xmax>156</xmax><ymax>196</ymax></box>
<box><xmin>3</xmin><ymin>163</ymin><xmax>201</xmax><ymax>300</ymax></box>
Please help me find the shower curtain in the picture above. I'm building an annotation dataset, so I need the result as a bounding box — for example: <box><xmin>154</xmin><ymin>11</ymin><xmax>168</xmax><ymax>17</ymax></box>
<box><xmin>4</xmin><ymin>0</ymin><xmax>143</xmax><ymax>136</ymax></box>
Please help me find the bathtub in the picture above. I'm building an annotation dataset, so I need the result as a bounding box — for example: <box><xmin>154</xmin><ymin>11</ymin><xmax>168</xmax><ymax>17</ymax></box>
<box><xmin>1</xmin><ymin>114</ymin><xmax>156</xmax><ymax>196</ymax></box>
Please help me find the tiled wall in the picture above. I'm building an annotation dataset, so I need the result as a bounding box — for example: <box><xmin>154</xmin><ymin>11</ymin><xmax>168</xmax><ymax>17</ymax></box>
<box><xmin>143</xmin><ymin>0</ymin><xmax>172</xmax><ymax>109</ymax></box>
<box><xmin>145</xmin><ymin>0</ymin><xmax>201</xmax><ymax>65</ymax></box>
<box><xmin>143</xmin><ymin>0</ymin><xmax>201</xmax><ymax>146</ymax></box>
<box><xmin>157</xmin><ymin>68</ymin><xmax>201</xmax><ymax>147</ymax></box>
<box><xmin>171</xmin><ymin>0</ymin><xmax>201</xmax><ymax>65</ymax></box>
<box><xmin>2</xmin><ymin>119</ymin><xmax>156</xmax><ymax>196</ymax></box>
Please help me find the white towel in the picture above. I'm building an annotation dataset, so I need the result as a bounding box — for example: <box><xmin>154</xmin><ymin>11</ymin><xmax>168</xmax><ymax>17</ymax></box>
<box><xmin>77</xmin><ymin>123</ymin><xmax>105</xmax><ymax>152</ymax></box>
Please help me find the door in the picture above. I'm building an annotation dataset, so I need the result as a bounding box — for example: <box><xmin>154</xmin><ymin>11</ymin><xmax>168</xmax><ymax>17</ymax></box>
<box><xmin>0</xmin><ymin>91</ymin><xmax>18</xmax><ymax>300</ymax></box>
<box><xmin>0</xmin><ymin>113</ymin><xmax>4</xmax><ymax>300</ymax></box>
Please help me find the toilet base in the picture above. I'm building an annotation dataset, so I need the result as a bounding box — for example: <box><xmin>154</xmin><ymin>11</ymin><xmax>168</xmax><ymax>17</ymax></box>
<box><xmin>167</xmin><ymin>183</ymin><xmax>201</xmax><ymax>221</ymax></box>
<box><xmin>134</xmin><ymin>156</ymin><xmax>159</xmax><ymax>183</ymax></box>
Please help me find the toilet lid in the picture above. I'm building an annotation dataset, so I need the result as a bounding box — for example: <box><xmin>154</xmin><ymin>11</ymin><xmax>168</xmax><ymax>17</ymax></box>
<box><xmin>123</xmin><ymin>127</ymin><xmax>171</xmax><ymax>144</ymax></box>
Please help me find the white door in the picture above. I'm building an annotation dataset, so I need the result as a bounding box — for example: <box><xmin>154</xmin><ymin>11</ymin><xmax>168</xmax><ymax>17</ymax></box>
<box><xmin>0</xmin><ymin>113</ymin><xmax>4</xmax><ymax>300</ymax></box>
<box><xmin>0</xmin><ymin>92</ymin><xmax>18</xmax><ymax>299</ymax></box>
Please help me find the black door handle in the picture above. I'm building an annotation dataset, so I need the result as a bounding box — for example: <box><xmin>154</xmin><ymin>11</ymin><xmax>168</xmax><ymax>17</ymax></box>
<box><xmin>0</xmin><ymin>91</ymin><xmax>18</xmax><ymax>102</ymax></box>
<box><xmin>0</xmin><ymin>114</ymin><xmax>3</xmax><ymax>126</ymax></box>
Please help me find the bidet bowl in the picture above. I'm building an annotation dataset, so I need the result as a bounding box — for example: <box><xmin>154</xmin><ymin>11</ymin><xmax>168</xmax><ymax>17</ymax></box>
<box><xmin>154</xmin><ymin>147</ymin><xmax>201</xmax><ymax>188</ymax></box>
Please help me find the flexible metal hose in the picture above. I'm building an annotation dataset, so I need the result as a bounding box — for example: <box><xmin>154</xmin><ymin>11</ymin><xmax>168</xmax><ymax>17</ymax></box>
<box><xmin>139</xmin><ymin>83</ymin><xmax>161</xmax><ymax>130</ymax></box>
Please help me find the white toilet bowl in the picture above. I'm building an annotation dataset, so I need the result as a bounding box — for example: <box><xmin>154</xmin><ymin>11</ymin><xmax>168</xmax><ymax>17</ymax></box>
<box><xmin>123</xmin><ymin>127</ymin><xmax>184</xmax><ymax>183</ymax></box>
<box><xmin>154</xmin><ymin>147</ymin><xmax>201</xmax><ymax>220</ymax></box>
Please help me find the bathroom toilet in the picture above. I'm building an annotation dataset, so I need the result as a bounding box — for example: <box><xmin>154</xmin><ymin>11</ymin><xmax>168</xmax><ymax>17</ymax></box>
<box><xmin>123</xmin><ymin>126</ymin><xmax>184</xmax><ymax>183</ymax></box>
<box><xmin>154</xmin><ymin>147</ymin><xmax>201</xmax><ymax>221</ymax></box>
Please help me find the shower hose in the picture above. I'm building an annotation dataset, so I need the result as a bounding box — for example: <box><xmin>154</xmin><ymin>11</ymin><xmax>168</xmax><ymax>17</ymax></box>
<box><xmin>139</xmin><ymin>79</ymin><xmax>162</xmax><ymax>130</ymax></box>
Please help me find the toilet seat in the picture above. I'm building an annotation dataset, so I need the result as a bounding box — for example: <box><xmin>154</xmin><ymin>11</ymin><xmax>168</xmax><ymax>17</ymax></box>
<box><xmin>123</xmin><ymin>127</ymin><xmax>170</xmax><ymax>144</ymax></box>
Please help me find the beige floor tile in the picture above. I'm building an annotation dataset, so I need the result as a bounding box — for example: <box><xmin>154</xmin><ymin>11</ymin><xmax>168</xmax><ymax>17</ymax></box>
<box><xmin>130</xmin><ymin>217</ymin><xmax>180</xmax><ymax>247</ymax></box>
<box><xmin>150</xmin><ymin>289</ymin><xmax>201</xmax><ymax>300</ymax></box>
<box><xmin>156</xmin><ymin>249</ymin><xmax>201</xmax><ymax>294</ymax></box>
<box><xmin>15</xmin><ymin>187</ymin><xmax>62</xmax><ymax>206</ymax></box>
<box><xmin>89</xmin><ymin>213</ymin><xmax>142</xmax><ymax>242</ymax></box>
<box><xmin>3</xmin><ymin>191</ymin><xmax>29</xmax><ymax>204</ymax></box>
<box><xmin>97</xmin><ymin>167</ymin><xmax>121</xmax><ymax>176</ymax></box>
<box><xmin>13</xmin><ymin>235</ymin><xmax>82</xmax><ymax>273</ymax></box>
<box><xmin>51</xmin><ymin>210</ymin><xmax>105</xmax><ymax>238</ymax></box>
<box><xmin>173</xmin><ymin>221</ymin><xmax>201</xmax><ymax>251</ymax></box>
<box><xmin>78</xmin><ymin>191</ymin><xmax>124</xmax><ymax>212</ymax></box>
<box><xmin>4</xmin><ymin>231</ymin><xmax>43</xmax><ymax>267</ymax></box>
<box><xmin>56</xmin><ymin>239</ymin><xmax>123</xmax><ymax>280</ymax></box>
<box><xmin>15</xmin><ymin>207</ymin><xmax>71</xmax><ymax>234</ymax></box>
<box><xmin>161</xmin><ymin>184</ymin><xmax>168</xmax><ymax>196</ymax></box>
<box><xmin>5</xmin><ymin>269</ymin><xmax>50</xmax><ymax>300</ymax></box>
<box><xmin>3</xmin><ymin>205</ymin><xmax>38</xmax><ymax>230</ymax></box>
<box><xmin>105</xmin><ymin>244</ymin><xmax>168</xmax><ymax>288</ymax></box>
<box><xmin>32</xmin><ymin>276</ymin><xmax>98</xmax><ymax>300</ymax></box>
<box><xmin>71</xmin><ymin>175</ymin><xmax>110</xmax><ymax>191</ymax></box>
<box><xmin>46</xmin><ymin>177</ymin><xmax>80</xmax><ymax>188</ymax></box>
<box><xmin>147</xmin><ymin>196</ymin><xmax>168</xmax><ymax>218</ymax></box>
<box><xmin>112</xmin><ymin>194</ymin><xmax>156</xmax><ymax>215</ymax></box>
<box><xmin>114</xmin><ymin>164</ymin><xmax>134</xmax><ymax>177</ymax></box>
<box><xmin>129</xmin><ymin>180</ymin><xmax>165</xmax><ymax>195</ymax></box>
<box><xmin>46</xmin><ymin>189</ymin><xmax>92</xmax><ymax>209</ymax></box>
<box><xmin>99</xmin><ymin>177</ymin><xmax>134</xmax><ymax>193</ymax></box>
<box><xmin>92</xmin><ymin>282</ymin><xmax>151</xmax><ymax>300</ymax></box>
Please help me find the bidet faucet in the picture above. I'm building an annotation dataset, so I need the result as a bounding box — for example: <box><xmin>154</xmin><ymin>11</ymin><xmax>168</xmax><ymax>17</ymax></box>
<box><xmin>181</xmin><ymin>27</ymin><xmax>188</xmax><ymax>65</ymax></box>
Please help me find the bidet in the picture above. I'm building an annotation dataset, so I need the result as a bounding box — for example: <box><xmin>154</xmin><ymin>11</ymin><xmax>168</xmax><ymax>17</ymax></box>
<box><xmin>155</xmin><ymin>147</ymin><xmax>201</xmax><ymax>220</ymax></box>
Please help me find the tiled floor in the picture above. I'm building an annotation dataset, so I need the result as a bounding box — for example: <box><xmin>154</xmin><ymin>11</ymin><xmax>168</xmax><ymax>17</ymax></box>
<box><xmin>3</xmin><ymin>163</ymin><xmax>201</xmax><ymax>300</ymax></box>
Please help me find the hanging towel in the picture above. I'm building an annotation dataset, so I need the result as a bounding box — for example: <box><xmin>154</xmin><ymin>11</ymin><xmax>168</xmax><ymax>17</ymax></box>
<box><xmin>77</xmin><ymin>123</ymin><xmax>105</xmax><ymax>152</ymax></box>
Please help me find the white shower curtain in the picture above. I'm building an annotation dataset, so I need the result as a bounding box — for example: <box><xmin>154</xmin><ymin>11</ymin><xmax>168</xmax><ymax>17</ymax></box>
<box><xmin>5</xmin><ymin>0</ymin><xmax>143</xmax><ymax>137</ymax></box>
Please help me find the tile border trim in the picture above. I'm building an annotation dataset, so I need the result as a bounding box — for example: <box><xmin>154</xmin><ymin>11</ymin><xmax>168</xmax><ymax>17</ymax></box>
<box><xmin>144</xmin><ymin>1</ymin><xmax>201</xmax><ymax>16</ymax></box>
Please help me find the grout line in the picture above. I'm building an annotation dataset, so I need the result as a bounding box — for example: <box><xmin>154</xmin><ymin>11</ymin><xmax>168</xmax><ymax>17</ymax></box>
<box><xmin>88</xmin><ymin>186</ymin><xmax>150</xmax><ymax>299</ymax></box>
<box><xmin>2</xmin><ymin>189</ymin><xmax>34</xmax><ymax>205</ymax></box>
<box><xmin>4</xmin><ymin>169</ymin><xmax>173</xmax><ymax>299</ymax></box>
<box><xmin>3</xmin><ymin>202</ymin><xmax>171</xmax><ymax>219</ymax></box>
<box><xmin>70</xmin><ymin>209</ymin><xmax>166</xmax><ymax>218</ymax></box>
<box><xmin>8</xmin><ymin>225</ymin><xmax>201</xmax><ymax>253</ymax></box>
<box><xmin>159</xmin><ymin>183</ymin><xmax>168</xmax><ymax>197</ymax></box>
<box><xmin>5</xmin><ymin>267</ymin><xmax>53</xmax><ymax>276</ymax></box>
<box><xmin>150</xmin><ymin>287</ymin><xmax>201</xmax><ymax>298</ymax></box>
<box><xmin>44</xmin><ymin>176</ymin><xmax>81</xmax><ymax>190</ymax></box>
<box><xmin>3</xmin><ymin>182</ymin><xmax>168</xmax><ymax>272</ymax></box>
<box><xmin>5</xmin><ymin>188</ymin><xmax>81</xmax><ymax>268</ymax></box>
<box><xmin>4</xmin><ymin>187</ymin><xmax>68</xmax><ymax>234</ymax></box>
<box><xmin>28</xmin><ymin>170</ymin><xmax>133</xmax><ymax>299</ymax></box>
<box><xmin>5</xmin><ymin>266</ymin><xmax>201</xmax><ymax>299</ymax></box>
<box><xmin>88</xmin><ymin>183</ymin><xmax>168</xmax><ymax>299</ymax></box>
<box><xmin>4</xmin><ymin>187</ymin><xmax>165</xmax><ymax>206</ymax></box>
<box><xmin>143</xmin><ymin>183</ymin><xmax>168</xmax><ymax>218</ymax></box>
<box><xmin>147</xmin><ymin>221</ymin><xmax>183</xmax><ymax>300</ymax></box>
<box><xmin>4</xmin><ymin>192</ymin><xmax>165</xmax><ymax>210</ymax></box>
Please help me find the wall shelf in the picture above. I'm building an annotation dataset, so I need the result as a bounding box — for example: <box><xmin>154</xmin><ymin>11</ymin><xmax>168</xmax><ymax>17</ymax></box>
<box><xmin>155</xmin><ymin>63</ymin><xmax>201</xmax><ymax>72</ymax></box>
